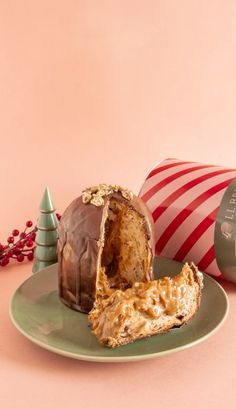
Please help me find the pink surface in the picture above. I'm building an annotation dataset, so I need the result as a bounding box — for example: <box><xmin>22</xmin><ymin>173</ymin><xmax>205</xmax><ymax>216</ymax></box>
<box><xmin>0</xmin><ymin>1</ymin><xmax>236</xmax><ymax>408</ymax></box>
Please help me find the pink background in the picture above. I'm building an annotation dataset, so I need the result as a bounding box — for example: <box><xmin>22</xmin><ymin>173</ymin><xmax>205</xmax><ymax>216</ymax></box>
<box><xmin>0</xmin><ymin>1</ymin><xmax>236</xmax><ymax>408</ymax></box>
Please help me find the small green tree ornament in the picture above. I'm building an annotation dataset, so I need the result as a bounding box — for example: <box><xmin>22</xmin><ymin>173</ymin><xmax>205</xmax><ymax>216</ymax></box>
<box><xmin>32</xmin><ymin>187</ymin><xmax>58</xmax><ymax>273</ymax></box>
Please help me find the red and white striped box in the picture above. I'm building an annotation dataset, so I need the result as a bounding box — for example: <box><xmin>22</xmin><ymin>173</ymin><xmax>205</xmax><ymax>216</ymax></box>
<box><xmin>139</xmin><ymin>158</ymin><xmax>236</xmax><ymax>283</ymax></box>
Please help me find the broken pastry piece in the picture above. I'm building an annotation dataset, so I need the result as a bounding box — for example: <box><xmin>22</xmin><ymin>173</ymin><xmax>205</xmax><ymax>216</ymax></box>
<box><xmin>89</xmin><ymin>262</ymin><xmax>204</xmax><ymax>348</ymax></box>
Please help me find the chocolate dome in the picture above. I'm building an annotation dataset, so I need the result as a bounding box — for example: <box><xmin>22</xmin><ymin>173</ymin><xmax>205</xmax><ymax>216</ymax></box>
<box><xmin>57</xmin><ymin>184</ymin><xmax>155</xmax><ymax>313</ymax></box>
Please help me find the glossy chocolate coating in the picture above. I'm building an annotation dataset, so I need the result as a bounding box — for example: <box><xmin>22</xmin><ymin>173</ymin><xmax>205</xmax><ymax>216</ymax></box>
<box><xmin>57</xmin><ymin>192</ymin><xmax>155</xmax><ymax>313</ymax></box>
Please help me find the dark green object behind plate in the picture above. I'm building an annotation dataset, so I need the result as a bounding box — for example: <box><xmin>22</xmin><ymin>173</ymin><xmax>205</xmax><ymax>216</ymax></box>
<box><xmin>9</xmin><ymin>257</ymin><xmax>229</xmax><ymax>362</ymax></box>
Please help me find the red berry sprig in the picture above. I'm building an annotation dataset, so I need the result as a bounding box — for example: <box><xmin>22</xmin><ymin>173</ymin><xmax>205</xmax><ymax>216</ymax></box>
<box><xmin>0</xmin><ymin>214</ymin><xmax>61</xmax><ymax>268</ymax></box>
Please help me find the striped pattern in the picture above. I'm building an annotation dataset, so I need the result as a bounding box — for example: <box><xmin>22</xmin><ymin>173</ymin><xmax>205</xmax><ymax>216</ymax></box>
<box><xmin>139</xmin><ymin>159</ymin><xmax>236</xmax><ymax>277</ymax></box>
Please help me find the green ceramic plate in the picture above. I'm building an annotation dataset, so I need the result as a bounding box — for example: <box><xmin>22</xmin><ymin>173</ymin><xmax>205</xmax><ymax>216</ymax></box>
<box><xmin>9</xmin><ymin>257</ymin><xmax>229</xmax><ymax>362</ymax></box>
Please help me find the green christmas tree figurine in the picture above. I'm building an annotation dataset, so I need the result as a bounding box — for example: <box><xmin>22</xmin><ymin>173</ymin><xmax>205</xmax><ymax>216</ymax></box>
<box><xmin>32</xmin><ymin>187</ymin><xmax>58</xmax><ymax>273</ymax></box>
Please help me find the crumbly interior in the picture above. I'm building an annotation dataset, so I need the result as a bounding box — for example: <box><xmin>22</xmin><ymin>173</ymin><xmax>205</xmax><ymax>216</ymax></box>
<box><xmin>89</xmin><ymin>263</ymin><xmax>203</xmax><ymax>348</ymax></box>
<box><xmin>99</xmin><ymin>198</ymin><xmax>151</xmax><ymax>292</ymax></box>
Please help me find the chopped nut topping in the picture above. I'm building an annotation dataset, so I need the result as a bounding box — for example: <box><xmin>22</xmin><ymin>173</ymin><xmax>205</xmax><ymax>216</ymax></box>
<box><xmin>82</xmin><ymin>191</ymin><xmax>92</xmax><ymax>204</ymax></box>
<box><xmin>121</xmin><ymin>189</ymin><xmax>134</xmax><ymax>201</ymax></box>
<box><xmin>91</xmin><ymin>195</ymin><xmax>104</xmax><ymax>207</ymax></box>
<box><xmin>82</xmin><ymin>184</ymin><xmax>134</xmax><ymax>207</ymax></box>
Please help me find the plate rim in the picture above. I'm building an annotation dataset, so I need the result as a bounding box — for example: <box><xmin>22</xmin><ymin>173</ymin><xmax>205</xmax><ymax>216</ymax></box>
<box><xmin>9</xmin><ymin>263</ymin><xmax>229</xmax><ymax>363</ymax></box>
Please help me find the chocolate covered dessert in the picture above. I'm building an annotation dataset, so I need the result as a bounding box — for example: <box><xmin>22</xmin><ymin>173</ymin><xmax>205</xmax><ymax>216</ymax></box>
<box><xmin>57</xmin><ymin>184</ymin><xmax>155</xmax><ymax>313</ymax></box>
<box><xmin>58</xmin><ymin>183</ymin><xmax>204</xmax><ymax>348</ymax></box>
